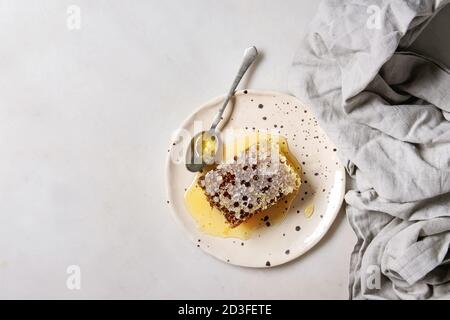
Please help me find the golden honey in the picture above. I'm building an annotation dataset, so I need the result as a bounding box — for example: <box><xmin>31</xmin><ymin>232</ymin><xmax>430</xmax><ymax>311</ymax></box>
<box><xmin>185</xmin><ymin>132</ymin><xmax>301</xmax><ymax>240</ymax></box>
<box><xmin>304</xmin><ymin>204</ymin><xmax>315</xmax><ymax>218</ymax></box>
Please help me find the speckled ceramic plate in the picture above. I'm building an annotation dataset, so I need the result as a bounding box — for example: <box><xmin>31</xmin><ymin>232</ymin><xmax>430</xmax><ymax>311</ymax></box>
<box><xmin>165</xmin><ymin>90</ymin><xmax>345</xmax><ymax>267</ymax></box>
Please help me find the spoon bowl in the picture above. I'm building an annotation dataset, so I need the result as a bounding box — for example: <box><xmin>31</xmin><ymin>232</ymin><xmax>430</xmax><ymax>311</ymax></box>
<box><xmin>194</xmin><ymin>130</ymin><xmax>221</xmax><ymax>165</ymax></box>
<box><xmin>185</xmin><ymin>130</ymin><xmax>222</xmax><ymax>172</ymax></box>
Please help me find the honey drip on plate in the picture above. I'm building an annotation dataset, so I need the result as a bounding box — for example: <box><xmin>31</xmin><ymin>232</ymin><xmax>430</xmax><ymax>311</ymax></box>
<box><xmin>304</xmin><ymin>204</ymin><xmax>315</xmax><ymax>218</ymax></box>
<box><xmin>184</xmin><ymin>133</ymin><xmax>301</xmax><ymax>240</ymax></box>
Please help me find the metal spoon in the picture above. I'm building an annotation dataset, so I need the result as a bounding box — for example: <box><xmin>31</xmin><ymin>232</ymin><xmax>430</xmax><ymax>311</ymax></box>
<box><xmin>185</xmin><ymin>46</ymin><xmax>258</xmax><ymax>172</ymax></box>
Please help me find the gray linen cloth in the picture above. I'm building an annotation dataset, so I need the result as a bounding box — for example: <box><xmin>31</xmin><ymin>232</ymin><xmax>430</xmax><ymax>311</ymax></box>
<box><xmin>289</xmin><ymin>0</ymin><xmax>450</xmax><ymax>299</ymax></box>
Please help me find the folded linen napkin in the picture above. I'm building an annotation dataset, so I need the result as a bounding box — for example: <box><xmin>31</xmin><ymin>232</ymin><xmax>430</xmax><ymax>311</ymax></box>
<box><xmin>289</xmin><ymin>0</ymin><xmax>450</xmax><ymax>299</ymax></box>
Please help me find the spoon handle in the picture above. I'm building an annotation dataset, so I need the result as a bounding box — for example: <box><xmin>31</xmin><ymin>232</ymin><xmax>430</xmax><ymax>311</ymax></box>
<box><xmin>210</xmin><ymin>46</ymin><xmax>258</xmax><ymax>130</ymax></box>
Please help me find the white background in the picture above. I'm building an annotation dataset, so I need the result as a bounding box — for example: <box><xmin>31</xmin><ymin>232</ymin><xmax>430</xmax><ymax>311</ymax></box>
<box><xmin>0</xmin><ymin>0</ymin><xmax>360</xmax><ymax>299</ymax></box>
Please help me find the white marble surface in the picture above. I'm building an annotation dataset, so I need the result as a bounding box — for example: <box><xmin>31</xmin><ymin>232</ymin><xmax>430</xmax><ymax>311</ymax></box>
<box><xmin>0</xmin><ymin>0</ymin><xmax>357</xmax><ymax>299</ymax></box>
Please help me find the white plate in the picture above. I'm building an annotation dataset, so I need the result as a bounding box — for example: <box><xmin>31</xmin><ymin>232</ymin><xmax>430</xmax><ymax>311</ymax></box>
<box><xmin>165</xmin><ymin>90</ymin><xmax>345</xmax><ymax>267</ymax></box>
